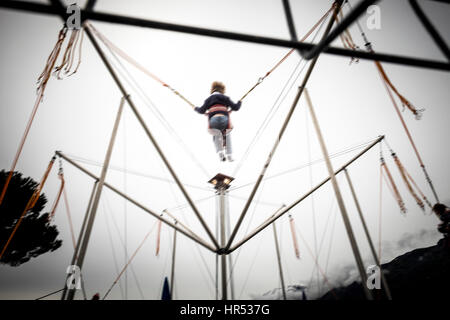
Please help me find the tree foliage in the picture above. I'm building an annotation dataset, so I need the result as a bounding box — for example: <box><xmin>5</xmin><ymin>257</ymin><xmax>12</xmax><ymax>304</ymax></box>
<box><xmin>0</xmin><ymin>170</ymin><xmax>62</xmax><ymax>266</ymax></box>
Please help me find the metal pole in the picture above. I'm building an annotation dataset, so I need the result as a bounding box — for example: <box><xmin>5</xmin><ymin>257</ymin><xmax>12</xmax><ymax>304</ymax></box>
<box><xmin>224</xmin><ymin>193</ymin><xmax>235</xmax><ymax>300</ymax></box>
<box><xmin>66</xmin><ymin>96</ymin><xmax>125</xmax><ymax>300</ymax></box>
<box><xmin>215</xmin><ymin>196</ymin><xmax>219</xmax><ymax>300</ymax></box>
<box><xmin>170</xmin><ymin>221</ymin><xmax>177</xmax><ymax>298</ymax></box>
<box><xmin>272</xmin><ymin>221</ymin><xmax>287</xmax><ymax>300</ymax></box>
<box><xmin>219</xmin><ymin>187</ymin><xmax>227</xmax><ymax>300</ymax></box>
<box><xmin>83</xmin><ymin>25</ymin><xmax>219</xmax><ymax>250</ymax></box>
<box><xmin>281</xmin><ymin>0</ymin><xmax>299</xmax><ymax>56</ymax></box>
<box><xmin>344</xmin><ymin>168</ymin><xmax>392</xmax><ymax>300</ymax></box>
<box><xmin>56</xmin><ymin>151</ymin><xmax>217</xmax><ymax>253</ymax></box>
<box><xmin>226</xmin><ymin>1</ymin><xmax>343</xmax><ymax>252</ymax></box>
<box><xmin>302</xmin><ymin>0</ymin><xmax>378</xmax><ymax>59</ymax></box>
<box><xmin>3</xmin><ymin>1</ymin><xmax>448</xmax><ymax>70</ymax></box>
<box><xmin>228</xmin><ymin>136</ymin><xmax>383</xmax><ymax>253</ymax></box>
<box><xmin>409</xmin><ymin>0</ymin><xmax>450</xmax><ymax>62</ymax></box>
<box><xmin>61</xmin><ymin>180</ymin><xmax>98</xmax><ymax>300</ymax></box>
<box><xmin>304</xmin><ymin>88</ymin><xmax>373</xmax><ymax>300</ymax></box>
<box><xmin>162</xmin><ymin>209</ymin><xmax>203</xmax><ymax>242</ymax></box>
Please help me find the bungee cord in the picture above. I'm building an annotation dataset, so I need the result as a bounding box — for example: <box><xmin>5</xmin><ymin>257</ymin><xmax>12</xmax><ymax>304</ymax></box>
<box><xmin>90</xmin><ymin>27</ymin><xmax>211</xmax><ymax>179</ymax></box>
<box><xmin>347</xmin><ymin>0</ymin><xmax>439</xmax><ymax>203</ymax></box>
<box><xmin>233</xmin><ymin>5</ymin><xmax>334</xmax><ymax>176</ymax></box>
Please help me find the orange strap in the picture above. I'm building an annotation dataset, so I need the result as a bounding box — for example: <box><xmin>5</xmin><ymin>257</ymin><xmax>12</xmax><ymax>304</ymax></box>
<box><xmin>239</xmin><ymin>2</ymin><xmax>337</xmax><ymax>102</ymax></box>
<box><xmin>380</xmin><ymin>157</ymin><xmax>407</xmax><ymax>214</ymax></box>
<box><xmin>391</xmin><ymin>153</ymin><xmax>432</xmax><ymax>210</ymax></box>
<box><xmin>49</xmin><ymin>171</ymin><xmax>65</xmax><ymax>220</ymax></box>
<box><xmin>405</xmin><ymin>170</ymin><xmax>433</xmax><ymax>210</ymax></box>
<box><xmin>0</xmin><ymin>156</ymin><xmax>56</xmax><ymax>260</ymax></box>
<box><xmin>155</xmin><ymin>219</ymin><xmax>162</xmax><ymax>256</ymax></box>
<box><xmin>334</xmin><ymin>8</ymin><xmax>359</xmax><ymax>51</ymax></box>
<box><xmin>378</xmin><ymin>165</ymin><xmax>383</xmax><ymax>259</ymax></box>
<box><xmin>288</xmin><ymin>215</ymin><xmax>300</xmax><ymax>259</ymax></box>
<box><xmin>392</xmin><ymin>154</ymin><xmax>425</xmax><ymax>211</ymax></box>
<box><xmin>0</xmin><ymin>27</ymin><xmax>67</xmax><ymax>208</ymax></box>
<box><xmin>62</xmin><ymin>179</ymin><xmax>77</xmax><ymax>249</ymax></box>
<box><xmin>85</xmin><ymin>22</ymin><xmax>196</xmax><ymax>109</ymax></box>
<box><xmin>54</xmin><ymin>28</ymin><xmax>84</xmax><ymax>79</ymax></box>
<box><xmin>375</xmin><ymin>61</ymin><xmax>423</xmax><ymax>119</ymax></box>
<box><xmin>49</xmin><ymin>169</ymin><xmax>77</xmax><ymax>248</ymax></box>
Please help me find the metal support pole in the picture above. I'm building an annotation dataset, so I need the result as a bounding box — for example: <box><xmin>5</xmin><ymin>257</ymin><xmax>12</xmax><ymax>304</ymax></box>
<box><xmin>66</xmin><ymin>96</ymin><xmax>125</xmax><ymax>300</ymax></box>
<box><xmin>219</xmin><ymin>187</ymin><xmax>227</xmax><ymax>300</ymax></box>
<box><xmin>228</xmin><ymin>136</ymin><xmax>384</xmax><ymax>253</ymax></box>
<box><xmin>84</xmin><ymin>0</ymin><xmax>97</xmax><ymax>11</ymax></box>
<box><xmin>170</xmin><ymin>221</ymin><xmax>177</xmax><ymax>298</ymax></box>
<box><xmin>162</xmin><ymin>209</ymin><xmax>203</xmax><ymax>242</ymax></box>
<box><xmin>61</xmin><ymin>180</ymin><xmax>98</xmax><ymax>300</ymax></box>
<box><xmin>409</xmin><ymin>0</ymin><xmax>450</xmax><ymax>62</ymax></box>
<box><xmin>304</xmin><ymin>88</ymin><xmax>373</xmax><ymax>300</ymax></box>
<box><xmin>302</xmin><ymin>0</ymin><xmax>378</xmax><ymax>59</ymax></box>
<box><xmin>225</xmin><ymin>193</ymin><xmax>235</xmax><ymax>300</ymax></box>
<box><xmin>215</xmin><ymin>195</ymin><xmax>219</xmax><ymax>300</ymax></box>
<box><xmin>344</xmin><ymin>168</ymin><xmax>392</xmax><ymax>300</ymax></box>
<box><xmin>56</xmin><ymin>151</ymin><xmax>216</xmax><ymax>253</ymax></box>
<box><xmin>83</xmin><ymin>25</ymin><xmax>220</xmax><ymax>250</ymax></box>
<box><xmin>272</xmin><ymin>221</ymin><xmax>287</xmax><ymax>300</ymax></box>
<box><xmin>1</xmin><ymin>0</ymin><xmax>449</xmax><ymax>70</ymax></box>
<box><xmin>282</xmin><ymin>0</ymin><xmax>300</xmax><ymax>57</ymax></box>
<box><xmin>226</xmin><ymin>1</ymin><xmax>343</xmax><ymax>251</ymax></box>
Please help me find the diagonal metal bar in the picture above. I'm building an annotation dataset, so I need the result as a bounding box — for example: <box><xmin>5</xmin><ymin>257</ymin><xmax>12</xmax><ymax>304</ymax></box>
<box><xmin>162</xmin><ymin>209</ymin><xmax>206</xmax><ymax>243</ymax></box>
<box><xmin>409</xmin><ymin>0</ymin><xmax>450</xmax><ymax>62</ymax></box>
<box><xmin>302</xmin><ymin>0</ymin><xmax>378</xmax><ymax>59</ymax></box>
<box><xmin>281</xmin><ymin>0</ymin><xmax>300</xmax><ymax>57</ymax></box>
<box><xmin>85</xmin><ymin>0</ymin><xmax>97</xmax><ymax>11</ymax></box>
<box><xmin>228</xmin><ymin>135</ymin><xmax>384</xmax><ymax>253</ymax></box>
<box><xmin>47</xmin><ymin>0</ymin><xmax>219</xmax><ymax>249</ymax></box>
<box><xmin>0</xmin><ymin>0</ymin><xmax>448</xmax><ymax>70</ymax></box>
<box><xmin>86</xmin><ymin>27</ymin><xmax>219</xmax><ymax>249</ymax></box>
<box><xmin>56</xmin><ymin>151</ymin><xmax>217</xmax><ymax>253</ymax></box>
<box><xmin>224</xmin><ymin>1</ymin><xmax>344</xmax><ymax>252</ymax></box>
<box><xmin>61</xmin><ymin>179</ymin><xmax>97</xmax><ymax>300</ymax></box>
<box><xmin>344</xmin><ymin>168</ymin><xmax>392</xmax><ymax>300</ymax></box>
<box><xmin>304</xmin><ymin>88</ymin><xmax>373</xmax><ymax>300</ymax></box>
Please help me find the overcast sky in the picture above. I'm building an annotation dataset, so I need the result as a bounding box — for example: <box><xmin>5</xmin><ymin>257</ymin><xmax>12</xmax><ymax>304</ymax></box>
<box><xmin>0</xmin><ymin>0</ymin><xmax>449</xmax><ymax>300</ymax></box>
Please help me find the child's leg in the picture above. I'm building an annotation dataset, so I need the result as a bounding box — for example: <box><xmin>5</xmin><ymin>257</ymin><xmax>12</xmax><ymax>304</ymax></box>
<box><xmin>225</xmin><ymin>133</ymin><xmax>232</xmax><ymax>155</ymax></box>
<box><xmin>209</xmin><ymin>128</ymin><xmax>224</xmax><ymax>153</ymax></box>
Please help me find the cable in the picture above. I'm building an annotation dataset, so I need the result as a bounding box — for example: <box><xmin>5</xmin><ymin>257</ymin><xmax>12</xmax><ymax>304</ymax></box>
<box><xmin>237</xmin><ymin>232</ymin><xmax>265</xmax><ymax>299</ymax></box>
<box><xmin>64</xmin><ymin>153</ymin><xmax>211</xmax><ymax>192</ymax></box>
<box><xmin>85</xmin><ymin>22</ymin><xmax>196</xmax><ymax>109</ymax></box>
<box><xmin>305</xmin><ymin>104</ymin><xmax>320</xmax><ymax>293</ymax></box>
<box><xmin>295</xmin><ymin>224</ymin><xmax>338</xmax><ymax>300</ymax></box>
<box><xmin>35</xmin><ymin>288</ymin><xmax>65</xmax><ymax>300</ymax></box>
<box><xmin>103</xmin><ymin>219</ymin><xmax>158</xmax><ymax>300</ymax></box>
<box><xmin>232</xmin><ymin>137</ymin><xmax>377</xmax><ymax>191</ymax></box>
<box><xmin>227</xmin><ymin>176</ymin><xmax>269</xmax><ymax>288</ymax></box>
<box><xmin>233</xmin><ymin>9</ymin><xmax>331</xmax><ymax>176</ymax></box>
<box><xmin>103</xmin><ymin>194</ymin><xmax>146</xmax><ymax>299</ymax></box>
<box><xmin>238</xmin><ymin>2</ymin><xmax>338</xmax><ymax>102</ymax></box>
<box><xmin>92</xmin><ymin>28</ymin><xmax>211</xmax><ymax>179</ymax></box>
<box><xmin>103</xmin><ymin>201</ymin><xmax>125</xmax><ymax>299</ymax></box>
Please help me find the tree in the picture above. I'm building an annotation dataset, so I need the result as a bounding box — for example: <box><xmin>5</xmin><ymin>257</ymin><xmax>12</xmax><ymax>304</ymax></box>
<box><xmin>0</xmin><ymin>170</ymin><xmax>62</xmax><ymax>266</ymax></box>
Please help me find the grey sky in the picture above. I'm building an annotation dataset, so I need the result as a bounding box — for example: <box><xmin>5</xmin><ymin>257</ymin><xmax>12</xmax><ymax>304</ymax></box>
<box><xmin>0</xmin><ymin>0</ymin><xmax>449</xmax><ymax>300</ymax></box>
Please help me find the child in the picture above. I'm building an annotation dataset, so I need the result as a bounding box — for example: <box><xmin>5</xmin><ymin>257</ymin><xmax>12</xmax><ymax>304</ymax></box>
<box><xmin>195</xmin><ymin>81</ymin><xmax>242</xmax><ymax>162</ymax></box>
